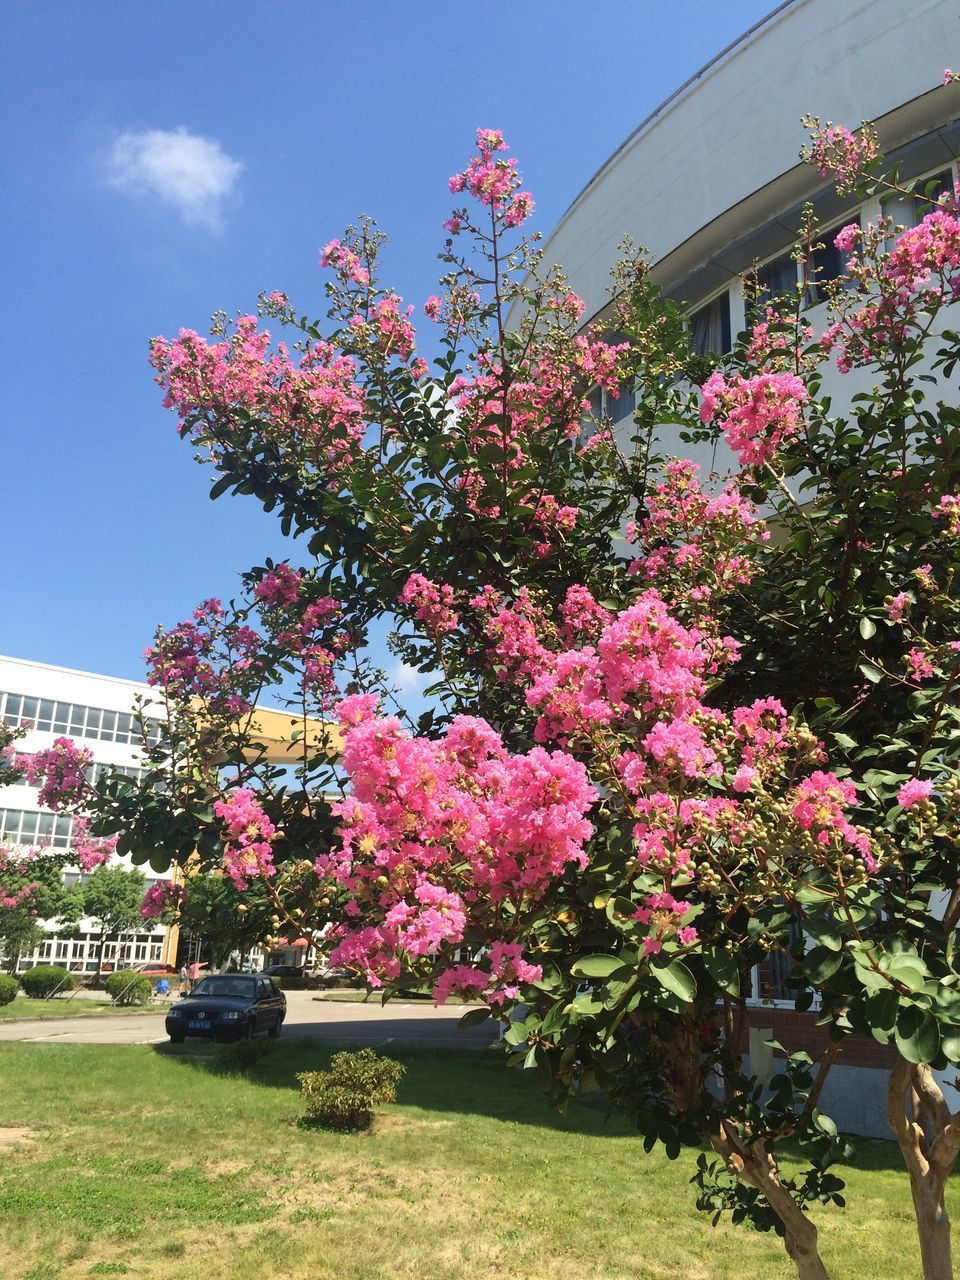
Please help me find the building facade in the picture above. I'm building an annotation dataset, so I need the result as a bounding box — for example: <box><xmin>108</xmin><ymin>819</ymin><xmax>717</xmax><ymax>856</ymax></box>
<box><xmin>534</xmin><ymin>0</ymin><xmax>960</xmax><ymax>1137</ymax></box>
<box><xmin>538</xmin><ymin>0</ymin><xmax>960</xmax><ymax>474</ymax></box>
<box><xmin>0</xmin><ymin>653</ymin><xmax>178</xmax><ymax>975</ymax></box>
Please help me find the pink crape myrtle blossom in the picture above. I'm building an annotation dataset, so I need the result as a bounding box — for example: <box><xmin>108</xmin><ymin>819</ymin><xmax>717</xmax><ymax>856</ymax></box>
<box><xmin>898</xmin><ymin>779</ymin><xmax>935</xmax><ymax>809</ymax></box>
<box><xmin>791</xmin><ymin>770</ymin><xmax>873</xmax><ymax>861</ymax></box>
<box><xmin>71</xmin><ymin>817</ymin><xmax>118</xmax><ymax>872</ymax></box>
<box><xmin>448</xmin><ymin>128</ymin><xmax>534</xmax><ymax>229</ymax></box>
<box><xmin>625</xmin><ymin>461</ymin><xmax>767</xmax><ymax>605</ymax></box>
<box><xmin>700</xmin><ymin>370</ymin><xmax>808</xmax><ymax>468</ymax></box>
<box><xmin>802</xmin><ymin>117</ymin><xmax>879</xmax><ymax>193</ymax></box>
<box><xmin>140</xmin><ymin>879</ymin><xmax>187</xmax><ymax>920</ymax></box>
<box><xmin>213</xmin><ymin>788</ymin><xmax>277</xmax><ymax>890</ymax></box>
<box><xmin>21</xmin><ymin>737</ymin><xmax>92</xmax><ymax>812</ymax></box>
<box><xmin>149</xmin><ymin>318</ymin><xmax>367</xmax><ymax>487</ymax></box>
<box><xmin>323</xmin><ymin>707</ymin><xmax>597</xmax><ymax>987</ymax></box>
<box><xmin>254</xmin><ymin>563</ymin><xmax>302</xmax><ymax>606</ymax></box>
<box><xmin>907</xmin><ymin>647</ymin><xmax>936</xmax><ymax>682</ymax></box>
<box><xmin>398</xmin><ymin>573</ymin><xmax>459</xmax><ymax>636</ymax></box>
<box><xmin>319</xmin><ymin>239</ymin><xmax>370</xmax><ymax>286</ymax></box>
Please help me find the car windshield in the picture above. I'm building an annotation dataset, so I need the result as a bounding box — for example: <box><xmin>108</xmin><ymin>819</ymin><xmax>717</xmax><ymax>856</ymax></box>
<box><xmin>189</xmin><ymin>977</ymin><xmax>255</xmax><ymax>999</ymax></box>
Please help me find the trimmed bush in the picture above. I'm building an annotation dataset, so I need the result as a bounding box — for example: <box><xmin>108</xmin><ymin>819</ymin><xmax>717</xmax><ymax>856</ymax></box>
<box><xmin>298</xmin><ymin>1048</ymin><xmax>404</xmax><ymax>1131</ymax></box>
<box><xmin>104</xmin><ymin>971</ymin><xmax>153</xmax><ymax>1005</ymax></box>
<box><xmin>0</xmin><ymin>974</ymin><xmax>19</xmax><ymax>1005</ymax></box>
<box><xmin>19</xmin><ymin>965</ymin><xmax>73</xmax><ymax>998</ymax></box>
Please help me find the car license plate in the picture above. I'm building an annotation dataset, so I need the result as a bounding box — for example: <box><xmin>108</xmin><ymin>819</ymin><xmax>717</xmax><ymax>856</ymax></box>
<box><xmin>188</xmin><ymin>1020</ymin><xmax>211</xmax><ymax>1030</ymax></box>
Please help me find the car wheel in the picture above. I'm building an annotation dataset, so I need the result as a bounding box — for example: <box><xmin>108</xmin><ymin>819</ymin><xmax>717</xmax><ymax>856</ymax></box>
<box><xmin>245</xmin><ymin>1017</ymin><xmax>256</xmax><ymax>1040</ymax></box>
<box><xmin>268</xmin><ymin>1016</ymin><xmax>283</xmax><ymax>1039</ymax></box>
<box><xmin>169</xmin><ymin>1033</ymin><xmax>185</xmax><ymax>1044</ymax></box>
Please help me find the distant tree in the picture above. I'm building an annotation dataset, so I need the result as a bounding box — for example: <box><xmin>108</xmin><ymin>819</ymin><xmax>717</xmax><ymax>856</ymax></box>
<box><xmin>82</xmin><ymin>864</ymin><xmax>145</xmax><ymax>977</ymax></box>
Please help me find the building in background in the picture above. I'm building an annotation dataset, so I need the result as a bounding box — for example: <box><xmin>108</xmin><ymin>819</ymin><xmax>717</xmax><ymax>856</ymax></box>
<box><xmin>539</xmin><ymin>0</ymin><xmax>960</xmax><ymax>474</ymax></box>
<box><xmin>0</xmin><ymin>653</ymin><xmax>178</xmax><ymax>974</ymax></box>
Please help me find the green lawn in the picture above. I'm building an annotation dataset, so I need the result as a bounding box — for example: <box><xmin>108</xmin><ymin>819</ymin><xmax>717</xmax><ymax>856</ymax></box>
<box><xmin>0</xmin><ymin>1039</ymin><xmax>945</xmax><ymax>1280</ymax></box>
<box><xmin>0</xmin><ymin>997</ymin><xmax>165</xmax><ymax>1021</ymax></box>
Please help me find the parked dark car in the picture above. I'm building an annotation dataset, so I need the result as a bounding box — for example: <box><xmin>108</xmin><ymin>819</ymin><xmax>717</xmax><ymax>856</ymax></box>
<box><xmin>262</xmin><ymin>964</ymin><xmax>304</xmax><ymax>980</ymax></box>
<box><xmin>165</xmin><ymin>974</ymin><xmax>285</xmax><ymax>1043</ymax></box>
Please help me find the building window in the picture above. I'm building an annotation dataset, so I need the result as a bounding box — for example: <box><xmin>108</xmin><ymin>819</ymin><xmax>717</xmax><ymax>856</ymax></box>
<box><xmin>0</xmin><ymin>808</ymin><xmax>73</xmax><ymax>848</ymax></box>
<box><xmin>690</xmin><ymin>291</ymin><xmax>732</xmax><ymax>355</ymax></box>
<box><xmin>885</xmin><ymin>168</ymin><xmax>954</xmax><ymax>234</ymax></box>
<box><xmin>804</xmin><ymin>222</ymin><xmax>859</xmax><ymax>305</ymax></box>
<box><xmin>0</xmin><ymin>690</ymin><xmax>159</xmax><ymax>747</ymax></box>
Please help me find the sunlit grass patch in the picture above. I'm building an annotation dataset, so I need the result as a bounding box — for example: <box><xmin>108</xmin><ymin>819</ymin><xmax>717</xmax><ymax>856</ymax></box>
<box><xmin>0</xmin><ymin>1040</ymin><xmax>950</xmax><ymax>1279</ymax></box>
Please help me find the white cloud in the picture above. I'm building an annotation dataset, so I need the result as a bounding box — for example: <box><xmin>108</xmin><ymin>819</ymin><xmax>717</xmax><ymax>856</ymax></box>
<box><xmin>104</xmin><ymin>127</ymin><xmax>242</xmax><ymax>230</ymax></box>
<box><xmin>388</xmin><ymin>661</ymin><xmax>428</xmax><ymax>694</ymax></box>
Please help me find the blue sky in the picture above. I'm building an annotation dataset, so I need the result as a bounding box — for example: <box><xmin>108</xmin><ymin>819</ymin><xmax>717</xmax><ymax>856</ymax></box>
<box><xmin>3</xmin><ymin>0</ymin><xmax>774</xmax><ymax>688</ymax></box>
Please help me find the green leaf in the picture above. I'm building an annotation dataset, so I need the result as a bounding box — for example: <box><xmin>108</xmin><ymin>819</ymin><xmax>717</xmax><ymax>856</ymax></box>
<box><xmin>570</xmin><ymin>954</ymin><xmax>628</xmax><ymax>980</ymax></box>
<box><xmin>895</xmin><ymin>1005</ymin><xmax>940</xmax><ymax>1063</ymax></box>
<box><xmin>650</xmin><ymin>957</ymin><xmax>696</xmax><ymax>1003</ymax></box>
<box><xmin>458</xmin><ymin>1006</ymin><xmax>491</xmax><ymax>1029</ymax></box>
<box><xmin>859</xmin><ymin>617</ymin><xmax>877</xmax><ymax>640</ymax></box>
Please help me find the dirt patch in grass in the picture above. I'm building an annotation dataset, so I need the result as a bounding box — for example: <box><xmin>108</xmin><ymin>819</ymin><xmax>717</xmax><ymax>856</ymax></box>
<box><xmin>0</xmin><ymin>1127</ymin><xmax>35</xmax><ymax>1147</ymax></box>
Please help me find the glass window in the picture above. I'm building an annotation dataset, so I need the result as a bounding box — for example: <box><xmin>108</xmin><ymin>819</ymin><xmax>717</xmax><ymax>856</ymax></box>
<box><xmin>606</xmin><ymin>380</ymin><xmax>636</xmax><ymax>424</ymax></box>
<box><xmin>690</xmin><ymin>292</ymin><xmax>732</xmax><ymax>355</ymax></box>
<box><xmin>804</xmin><ymin>223</ymin><xmax>857</xmax><ymax>305</ymax></box>
<box><xmin>101</xmin><ymin>710</ymin><xmax>117</xmax><ymax>739</ymax></box>
<box><xmin>69</xmin><ymin>706</ymin><xmax>86</xmax><ymax>735</ymax></box>
<box><xmin>4</xmin><ymin>694</ymin><xmax>23</xmax><ymax>725</ymax></box>
<box><xmin>53</xmin><ymin>702</ymin><xmax>70</xmax><ymax>733</ymax></box>
<box><xmin>37</xmin><ymin>699</ymin><xmax>55</xmax><ymax>730</ymax></box>
<box><xmin>887</xmin><ymin>168</ymin><xmax>953</xmax><ymax>233</ymax></box>
<box><xmin>21</xmin><ymin>696</ymin><xmax>37</xmax><ymax>723</ymax></box>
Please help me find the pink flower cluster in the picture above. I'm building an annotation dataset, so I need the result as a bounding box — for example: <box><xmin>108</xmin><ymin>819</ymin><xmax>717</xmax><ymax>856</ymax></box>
<box><xmin>626</xmin><ymin>461</ymin><xmax>767</xmax><ymax>604</ymax></box>
<box><xmin>254</xmin><ymin>563</ymin><xmax>302</xmax><ymax>606</ymax></box>
<box><xmin>934</xmin><ymin>493</ymin><xmax>960</xmax><ymax>537</ymax></box>
<box><xmin>149</xmin><ymin>318</ymin><xmax>366</xmax><ymax>486</ymax></box>
<box><xmin>792</xmin><ymin>771</ymin><xmax>872</xmax><ymax>860</ymax></box>
<box><xmin>802</xmin><ymin>119</ymin><xmax>879</xmax><ymax>193</ymax></box>
<box><xmin>700</xmin><ymin>370</ymin><xmax>809</xmax><ymax>468</ymax></box>
<box><xmin>448</xmin><ymin>129</ymin><xmax>534</xmax><ymax>229</ymax></box>
<box><xmin>71</xmin><ymin>817</ymin><xmax>118</xmax><ymax>872</ymax></box>
<box><xmin>140</xmin><ymin>879</ymin><xmax>187</xmax><ymax>920</ymax></box>
<box><xmin>213</xmin><ymin>788</ymin><xmax>277</xmax><ymax>890</ymax></box>
<box><xmin>320</xmin><ymin>239</ymin><xmax>370</xmax><ymax>286</ymax></box>
<box><xmin>322</xmin><ymin>706</ymin><xmax>596</xmax><ymax>989</ymax></box>
<box><xmin>633</xmin><ymin>891</ymin><xmax>698</xmax><ymax>955</ymax></box>
<box><xmin>821</xmin><ymin>202</ymin><xmax>960</xmax><ymax>372</ymax></box>
<box><xmin>898</xmin><ymin>779</ymin><xmax>934</xmax><ymax>809</ymax></box>
<box><xmin>21</xmin><ymin>737</ymin><xmax>92</xmax><ymax>812</ymax></box>
<box><xmin>398</xmin><ymin>574</ymin><xmax>459</xmax><ymax>637</ymax></box>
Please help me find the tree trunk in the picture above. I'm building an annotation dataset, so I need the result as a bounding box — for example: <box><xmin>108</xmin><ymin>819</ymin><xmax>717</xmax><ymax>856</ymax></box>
<box><xmin>912</xmin><ymin>1168</ymin><xmax>954</xmax><ymax>1280</ymax></box>
<box><xmin>888</xmin><ymin>1057</ymin><xmax>960</xmax><ymax>1280</ymax></box>
<box><xmin>711</xmin><ymin>1126</ymin><xmax>829</xmax><ymax>1279</ymax></box>
<box><xmin>95</xmin><ymin>928</ymin><xmax>105</xmax><ymax>980</ymax></box>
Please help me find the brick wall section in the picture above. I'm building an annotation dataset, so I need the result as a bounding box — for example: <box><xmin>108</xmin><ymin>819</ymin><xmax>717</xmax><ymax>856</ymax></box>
<box><xmin>745</xmin><ymin>1005</ymin><xmax>898</xmax><ymax>1071</ymax></box>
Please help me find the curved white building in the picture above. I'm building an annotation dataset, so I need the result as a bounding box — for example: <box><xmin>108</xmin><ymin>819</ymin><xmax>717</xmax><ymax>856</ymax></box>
<box><xmin>545</xmin><ymin>0</ymin><xmax>960</xmax><ymax>335</ymax></box>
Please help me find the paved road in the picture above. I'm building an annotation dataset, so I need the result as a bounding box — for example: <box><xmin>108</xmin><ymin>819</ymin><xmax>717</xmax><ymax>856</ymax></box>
<box><xmin>0</xmin><ymin>991</ymin><xmax>497</xmax><ymax>1049</ymax></box>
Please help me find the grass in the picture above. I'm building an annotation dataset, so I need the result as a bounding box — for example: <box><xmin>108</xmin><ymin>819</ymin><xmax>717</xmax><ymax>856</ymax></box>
<box><xmin>0</xmin><ymin>1039</ymin><xmax>948</xmax><ymax>1280</ymax></box>
<box><xmin>0</xmin><ymin>997</ymin><xmax>165</xmax><ymax>1021</ymax></box>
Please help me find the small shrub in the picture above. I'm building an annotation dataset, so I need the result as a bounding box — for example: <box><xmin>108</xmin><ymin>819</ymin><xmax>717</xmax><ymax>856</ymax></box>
<box><xmin>0</xmin><ymin>974</ymin><xmax>19</xmax><ymax>1005</ymax></box>
<box><xmin>19</xmin><ymin>965</ymin><xmax>73</xmax><ymax>998</ymax></box>
<box><xmin>217</xmin><ymin>1038</ymin><xmax>275</xmax><ymax>1073</ymax></box>
<box><xmin>104</xmin><ymin>971</ymin><xmax>153</xmax><ymax>1005</ymax></box>
<box><xmin>298</xmin><ymin>1048</ymin><xmax>404</xmax><ymax>1131</ymax></box>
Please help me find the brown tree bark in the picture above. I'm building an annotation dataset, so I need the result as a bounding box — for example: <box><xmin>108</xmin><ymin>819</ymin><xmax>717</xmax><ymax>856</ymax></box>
<box><xmin>711</xmin><ymin>1123</ymin><xmax>829</xmax><ymax>1279</ymax></box>
<box><xmin>888</xmin><ymin>1057</ymin><xmax>960</xmax><ymax>1279</ymax></box>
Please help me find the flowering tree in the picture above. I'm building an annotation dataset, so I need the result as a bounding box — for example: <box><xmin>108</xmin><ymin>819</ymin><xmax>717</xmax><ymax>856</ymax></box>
<box><xmin>66</xmin><ymin>114</ymin><xmax>960</xmax><ymax>1277</ymax></box>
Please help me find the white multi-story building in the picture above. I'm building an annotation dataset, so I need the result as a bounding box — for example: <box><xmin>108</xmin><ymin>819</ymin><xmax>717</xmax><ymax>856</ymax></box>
<box><xmin>0</xmin><ymin>653</ymin><xmax>178</xmax><ymax>974</ymax></box>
